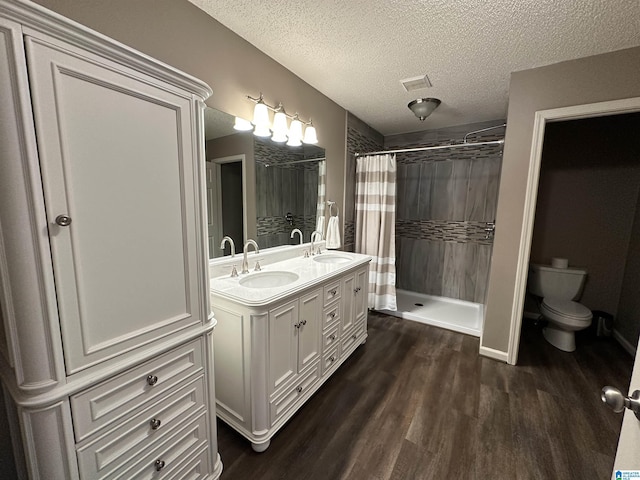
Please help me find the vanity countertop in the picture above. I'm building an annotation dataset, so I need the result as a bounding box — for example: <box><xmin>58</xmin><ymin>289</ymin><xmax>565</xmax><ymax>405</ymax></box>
<box><xmin>210</xmin><ymin>251</ymin><xmax>371</xmax><ymax>307</ymax></box>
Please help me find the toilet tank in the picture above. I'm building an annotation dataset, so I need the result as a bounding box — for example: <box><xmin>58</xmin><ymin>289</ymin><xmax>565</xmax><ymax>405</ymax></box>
<box><xmin>528</xmin><ymin>263</ymin><xmax>587</xmax><ymax>300</ymax></box>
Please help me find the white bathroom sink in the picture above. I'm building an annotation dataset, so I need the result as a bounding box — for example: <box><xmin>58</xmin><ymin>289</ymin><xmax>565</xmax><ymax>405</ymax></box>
<box><xmin>313</xmin><ymin>254</ymin><xmax>352</xmax><ymax>264</ymax></box>
<box><xmin>239</xmin><ymin>271</ymin><xmax>299</xmax><ymax>288</ymax></box>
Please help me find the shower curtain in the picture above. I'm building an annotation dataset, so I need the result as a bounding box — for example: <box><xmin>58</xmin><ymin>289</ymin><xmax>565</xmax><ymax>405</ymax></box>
<box><xmin>355</xmin><ymin>153</ymin><xmax>397</xmax><ymax>311</ymax></box>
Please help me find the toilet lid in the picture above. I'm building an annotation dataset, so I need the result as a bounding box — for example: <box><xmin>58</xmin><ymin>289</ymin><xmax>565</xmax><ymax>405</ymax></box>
<box><xmin>542</xmin><ymin>297</ymin><xmax>592</xmax><ymax>320</ymax></box>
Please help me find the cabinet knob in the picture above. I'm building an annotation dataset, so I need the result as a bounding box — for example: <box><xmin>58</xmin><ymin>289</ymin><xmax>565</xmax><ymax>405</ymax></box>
<box><xmin>354</xmin><ymin>287</ymin><xmax>361</xmax><ymax>294</ymax></box>
<box><xmin>329</xmin><ymin>289</ymin><xmax>337</xmax><ymax>296</ymax></box>
<box><xmin>330</xmin><ymin>312</ymin><xmax>336</xmax><ymax>319</ymax></box>
<box><xmin>294</xmin><ymin>322</ymin><xmax>301</xmax><ymax>329</ymax></box>
<box><xmin>300</xmin><ymin>319</ymin><xmax>307</xmax><ymax>326</ymax></box>
<box><xmin>55</xmin><ymin>214</ymin><xmax>72</xmax><ymax>227</ymax></box>
<box><xmin>154</xmin><ymin>460</ymin><xmax>166</xmax><ymax>472</ymax></box>
<box><xmin>146</xmin><ymin>375</ymin><xmax>158</xmax><ymax>386</ymax></box>
<box><xmin>296</xmin><ymin>386</ymin><xmax>303</xmax><ymax>393</ymax></box>
<box><xmin>329</xmin><ymin>334</ymin><xmax>336</xmax><ymax>340</ymax></box>
<box><xmin>352</xmin><ymin>334</ymin><xmax>357</xmax><ymax>340</ymax></box>
<box><xmin>150</xmin><ymin>418</ymin><xmax>162</xmax><ymax>430</ymax></box>
<box><xmin>329</xmin><ymin>356</ymin><xmax>336</xmax><ymax>363</ymax></box>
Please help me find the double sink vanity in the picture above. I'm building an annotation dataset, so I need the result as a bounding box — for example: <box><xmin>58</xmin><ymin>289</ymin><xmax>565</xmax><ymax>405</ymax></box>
<box><xmin>209</xmin><ymin>241</ymin><xmax>371</xmax><ymax>451</ymax></box>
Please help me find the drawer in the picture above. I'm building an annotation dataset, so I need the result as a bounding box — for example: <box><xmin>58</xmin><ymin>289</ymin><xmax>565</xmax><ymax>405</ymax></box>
<box><xmin>112</xmin><ymin>411</ymin><xmax>209</xmax><ymax>480</ymax></box>
<box><xmin>322</xmin><ymin>302</ymin><xmax>340</xmax><ymax>330</ymax></box>
<box><xmin>270</xmin><ymin>362</ymin><xmax>320</xmax><ymax>425</ymax></box>
<box><xmin>164</xmin><ymin>446</ymin><xmax>212</xmax><ymax>480</ymax></box>
<box><xmin>323</xmin><ymin>280</ymin><xmax>341</xmax><ymax>306</ymax></box>
<box><xmin>321</xmin><ymin>345</ymin><xmax>340</xmax><ymax>375</ymax></box>
<box><xmin>71</xmin><ymin>338</ymin><xmax>204</xmax><ymax>441</ymax></box>
<box><xmin>77</xmin><ymin>375</ymin><xmax>206</xmax><ymax>479</ymax></box>
<box><xmin>341</xmin><ymin>320</ymin><xmax>366</xmax><ymax>354</ymax></box>
<box><xmin>322</xmin><ymin>324</ymin><xmax>340</xmax><ymax>351</ymax></box>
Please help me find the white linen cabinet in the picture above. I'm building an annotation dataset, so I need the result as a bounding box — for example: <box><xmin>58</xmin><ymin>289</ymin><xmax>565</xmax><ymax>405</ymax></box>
<box><xmin>0</xmin><ymin>1</ymin><xmax>221</xmax><ymax>478</ymax></box>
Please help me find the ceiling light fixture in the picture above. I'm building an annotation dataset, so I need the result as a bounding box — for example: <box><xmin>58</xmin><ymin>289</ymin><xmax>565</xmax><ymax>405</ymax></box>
<box><xmin>408</xmin><ymin>97</ymin><xmax>441</xmax><ymax>121</ymax></box>
<box><xmin>246</xmin><ymin>93</ymin><xmax>319</xmax><ymax>145</ymax></box>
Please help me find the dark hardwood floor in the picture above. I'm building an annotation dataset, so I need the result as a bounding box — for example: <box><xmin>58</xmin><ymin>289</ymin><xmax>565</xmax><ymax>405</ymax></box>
<box><xmin>216</xmin><ymin>311</ymin><xmax>633</xmax><ymax>479</ymax></box>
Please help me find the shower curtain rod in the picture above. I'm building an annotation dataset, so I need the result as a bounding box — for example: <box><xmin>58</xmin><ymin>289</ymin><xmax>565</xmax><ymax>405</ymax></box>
<box><xmin>354</xmin><ymin>139</ymin><xmax>504</xmax><ymax>158</ymax></box>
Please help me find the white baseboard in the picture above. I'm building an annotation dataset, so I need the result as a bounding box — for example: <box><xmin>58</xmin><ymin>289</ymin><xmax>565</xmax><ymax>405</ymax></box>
<box><xmin>612</xmin><ymin>329</ymin><xmax>636</xmax><ymax>357</ymax></box>
<box><xmin>479</xmin><ymin>345</ymin><xmax>509</xmax><ymax>363</ymax></box>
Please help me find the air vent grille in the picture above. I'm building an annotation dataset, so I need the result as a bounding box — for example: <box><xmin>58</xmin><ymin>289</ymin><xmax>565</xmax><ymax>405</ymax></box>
<box><xmin>400</xmin><ymin>75</ymin><xmax>432</xmax><ymax>92</ymax></box>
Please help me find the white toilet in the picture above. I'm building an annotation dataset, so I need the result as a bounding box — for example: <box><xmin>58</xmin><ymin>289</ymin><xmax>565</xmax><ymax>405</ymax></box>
<box><xmin>527</xmin><ymin>263</ymin><xmax>593</xmax><ymax>352</ymax></box>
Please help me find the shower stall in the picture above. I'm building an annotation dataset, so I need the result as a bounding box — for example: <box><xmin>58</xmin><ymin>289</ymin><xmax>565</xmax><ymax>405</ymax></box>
<box><xmin>345</xmin><ymin>115</ymin><xmax>504</xmax><ymax>336</ymax></box>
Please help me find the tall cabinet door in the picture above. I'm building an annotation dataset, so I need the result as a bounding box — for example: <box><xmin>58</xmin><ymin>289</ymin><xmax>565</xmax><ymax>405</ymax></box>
<box><xmin>298</xmin><ymin>289</ymin><xmax>321</xmax><ymax>372</ymax></box>
<box><xmin>24</xmin><ymin>34</ymin><xmax>204</xmax><ymax>374</ymax></box>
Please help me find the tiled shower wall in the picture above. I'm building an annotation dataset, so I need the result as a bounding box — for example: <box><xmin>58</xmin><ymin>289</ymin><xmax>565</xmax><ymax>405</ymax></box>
<box><xmin>254</xmin><ymin>138</ymin><xmax>320</xmax><ymax>248</ymax></box>
<box><xmin>388</xmin><ymin>121</ymin><xmax>504</xmax><ymax>303</ymax></box>
<box><xmin>344</xmin><ymin>113</ymin><xmax>384</xmax><ymax>252</ymax></box>
<box><xmin>345</xmin><ymin>116</ymin><xmax>504</xmax><ymax>304</ymax></box>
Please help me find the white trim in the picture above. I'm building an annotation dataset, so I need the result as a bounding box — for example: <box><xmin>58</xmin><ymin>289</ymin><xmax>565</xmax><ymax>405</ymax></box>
<box><xmin>613</xmin><ymin>329</ymin><xmax>637</xmax><ymax>357</ymax></box>
<box><xmin>479</xmin><ymin>345</ymin><xmax>508</xmax><ymax>363</ymax></box>
<box><xmin>506</xmin><ymin>97</ymin><xmax>640</xmax><ymax>365</ymax></box>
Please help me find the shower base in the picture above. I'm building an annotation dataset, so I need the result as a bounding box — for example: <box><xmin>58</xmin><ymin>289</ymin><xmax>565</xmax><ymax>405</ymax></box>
<box><xmin>380</xmin><ymin>289</ymin><xmax>483</xmax><ymax>337</ymax></box>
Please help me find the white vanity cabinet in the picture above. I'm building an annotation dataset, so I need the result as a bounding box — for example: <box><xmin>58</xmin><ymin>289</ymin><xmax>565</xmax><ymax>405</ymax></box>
<box><xmin>0</xmin><ymin>1</ymin><xmax>221</xmax><ymax>478</ymax></box>
<box><xmin>212</xmin><ymin>263</ymin><xmax>369</xmax><ymax>452</ymax></box>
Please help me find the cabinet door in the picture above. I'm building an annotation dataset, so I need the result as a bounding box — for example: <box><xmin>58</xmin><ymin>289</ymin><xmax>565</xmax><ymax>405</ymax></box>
<box><xmin>355</xmin><ymin>267</ymin><xmax>368</xmax><ymax>320</ymax></box>
<box><xmin>298</xmin><ymin>289</ymin><xmax>321</xmax><ymax>372</ymax></box>
<box><xmin>342</xmin><ymin>274</ymin><xmax>355</xmax><ymax>334</ymax></box>
<box><xmin>25</xmin><ymin>35</ymin><xmax>203</xmax><ymax>374</ymax></box>
<box><xmin>268</xmin><ymin>300</ymin><xmax>298</xmax><ymax>394</ymax></box>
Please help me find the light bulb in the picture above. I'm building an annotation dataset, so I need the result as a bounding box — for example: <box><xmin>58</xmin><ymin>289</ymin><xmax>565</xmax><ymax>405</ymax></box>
<box><xmin>234</xmin><ymin>117</ymin><xmax>253</xmax><ymax>131</ymax></box>
<box><xmin>302</xmin><ymin>124</ymin><xmax>318</xmax><ymax>144</ymax></box>
<box><xmin>252</xmin><ymin>101</ymin><xmax>270</xmax><ymax>128</ymax></box>
<box><xmin>287</xmin><ymin>117</ymin><xmax>303</xmax><ymax>146</ymax></box>
<box><xmin>253</xmin><ymin>124</ymin><xmax>271</xmax><ymax>137</ymax></box>
<box><xmin>271</xmin><ymin>110</ymin><xmax>289</xmax><ymax>142</ymax></box>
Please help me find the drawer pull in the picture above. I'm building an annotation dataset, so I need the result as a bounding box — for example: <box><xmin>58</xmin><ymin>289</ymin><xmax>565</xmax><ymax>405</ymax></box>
<box><xmin>55</xmin><ymin>214</ymin><xmax>72</xmax><ymax>226</ymax></box>
<box><xmin>300</xmin><ymin>319</ymin><xmax>307</xmax><ymax>326</ymax></box>
<box><xmin>329</xmin><ymin>355</ymin><xmax>336</xmax><ymax>363</ymax></box>
<box><xmin>155</xmin><ymin>460</ymin><xmax>166</xmax><ymax>472</ymax></box>
<box><xmin>294</xmin><ymin>322</ymin><xmax>301</xmax><ymax>329</ymax></box>
<box><xmin>296</xmin><ymin>386</ymin><xmax>303</xmax><ymax>393</ymax></box>
<box><xmin>150</xmin><ymin>418</ymin><xmax>162</xmax><ymax>430</ymax></box>
<box><xmin>352</xmin><ymin>334</ymin><xmax>357</xmax><ymax>340</ymax></box>
<box><xmin>329</xmin><ymin>334</ymin><xmax>336</xmax><ymax>341</ymax></box>
<box><xmin>354</xmin><ymin>287</ymin><xmax>361</xmax><ymax>294</ymax></box>
<box><xmin>329</xmin><ymin>312</ymin><xmax>336</xmax><ymax>319</ymax></box>
<box><xmin>146</xmin><ymin>375</ymin><xmax>158</xmax><ymax>386</ymax></box>
<box><xmin>329</xmin><ymin>289</ymin><xmax>337</xmax><ymax>296</ymax></box>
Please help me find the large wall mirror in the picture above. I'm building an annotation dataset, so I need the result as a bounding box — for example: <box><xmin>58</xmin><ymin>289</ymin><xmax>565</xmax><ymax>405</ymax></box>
<box><xmin>204</xmin><ymin>107</ymin><xmax>326</xmax><ymax>258</ymax></box>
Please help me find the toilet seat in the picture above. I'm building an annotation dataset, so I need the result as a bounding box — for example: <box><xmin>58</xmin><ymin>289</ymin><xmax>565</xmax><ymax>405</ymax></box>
<box><xmin>540</xmin><ymin>297</ymin><xmax>592</xmax><ymax>327</ymax></box>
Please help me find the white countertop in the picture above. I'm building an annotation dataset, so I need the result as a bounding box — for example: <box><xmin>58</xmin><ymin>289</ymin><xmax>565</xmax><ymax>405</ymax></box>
<box><xmin>210</xmin><ymin>251</ymin><xmax>371</xmax><ymax>307</ymax></box>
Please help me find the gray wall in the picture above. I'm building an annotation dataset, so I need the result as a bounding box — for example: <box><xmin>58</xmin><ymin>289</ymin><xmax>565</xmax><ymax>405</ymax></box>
<box><xmin>483</xmin><ymin>46</ymin><xmax>640</xmax><ymax>356</ymax></box>
<box><xmin>530</xmin><ymin>114</ymin><xmax>640</xmax><ymax>320</ymax></box>
<box><xmin>387</xmin><ymin>121</ymin><xmax>503</xmax><ymax>303</ymax></box>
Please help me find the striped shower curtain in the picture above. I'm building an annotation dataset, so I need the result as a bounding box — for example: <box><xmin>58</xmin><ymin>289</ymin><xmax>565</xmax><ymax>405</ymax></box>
<box><xmin>355</xmin><ymin>154</ymin><xmax>397</xmax><ymax>311</ymax></box>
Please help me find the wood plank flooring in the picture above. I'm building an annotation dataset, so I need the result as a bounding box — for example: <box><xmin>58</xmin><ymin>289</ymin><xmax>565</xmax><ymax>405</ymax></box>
<box><xmin>216</xmin><ymin>312</ymin><xmax>633</xmax><ymax>479</ymax></box>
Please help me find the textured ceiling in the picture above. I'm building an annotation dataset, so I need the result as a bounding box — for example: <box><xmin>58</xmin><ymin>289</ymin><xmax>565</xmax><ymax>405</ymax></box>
<box><xmin>188</xmin><ymin>0</ymin><xmax>640</xmax><ymax>136</ymax></box>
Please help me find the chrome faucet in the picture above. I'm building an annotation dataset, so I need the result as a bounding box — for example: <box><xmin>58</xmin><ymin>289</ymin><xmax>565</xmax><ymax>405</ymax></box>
<box><xmin>290</xmin><ymin>228</ymin><xmax>303</xmax><ymax>245</ymax></box>
<box><xmin>241</xmin><ymin>239</ymin><xmax>260</xmax><ymax>274</ymax></box>
<box><xmin>220</xmin><ymin>236</ymin><xmax>235</xmax><ymax>257</ymax></box>
<box><xmin>311</xmin><ymin>230</ymin><xmax>323</xmax><ymax>255</ymax></box>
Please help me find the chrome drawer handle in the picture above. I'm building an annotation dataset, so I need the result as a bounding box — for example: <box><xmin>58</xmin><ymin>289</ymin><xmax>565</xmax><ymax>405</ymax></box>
<box><xmin>55</xmin><ymin>214</ymin><xmax>72</xmax><ymax>226</ymax></box>
<box><xmin>296</xmin><ymin>386</ymin><xmax>303</xmax><ymax>393</ymax></box>
<box><xmin>146</xmin><ymin>375</ymin><xmax>158</xmax><ymax>386</ymax></box>
<box><xmin>329</xmin><ymin>334</ymin><xmax>336</xmax><ymax>341</ymax></box>
<box><xmin>155</xmin><ymin>460</ymin><xmax>166</xmax><ymax>471</ymax></box>
<box><xmin>150</xmin><ymin>418</ymin><xmax>162</xmax><ymax>430</ymax></box>
<box><xmin>329</xmin><ymin>289</ymin><xmax>337</xmax><ymax>296</ymax></box>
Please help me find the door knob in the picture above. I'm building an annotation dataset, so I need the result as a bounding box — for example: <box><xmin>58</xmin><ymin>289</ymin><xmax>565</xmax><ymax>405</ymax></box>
<box><xmin>601</xmin><ymin>386</ymin><xmax>640</xmax><ymax>420</ymax></box>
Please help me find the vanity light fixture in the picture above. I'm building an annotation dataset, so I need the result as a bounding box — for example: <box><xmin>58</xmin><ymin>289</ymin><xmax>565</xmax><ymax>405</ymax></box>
<box><xmin>246</xmin><ymin>93</ymin><xmax>319</xmax><ymax>145</ymax></box>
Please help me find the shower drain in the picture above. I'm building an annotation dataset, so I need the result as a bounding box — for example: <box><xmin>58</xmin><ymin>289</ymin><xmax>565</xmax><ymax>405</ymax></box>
<box><xmin>414</xmin><ymin>303</ymin><xmax>424</xmax><ymax>307</ymax></box>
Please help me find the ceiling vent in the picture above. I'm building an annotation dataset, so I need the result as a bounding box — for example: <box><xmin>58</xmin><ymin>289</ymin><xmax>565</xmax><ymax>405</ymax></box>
<box><xmin>400</xmin><ymin>75</ymin><xmax>432</xmax><ymax>92</ymax></box>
